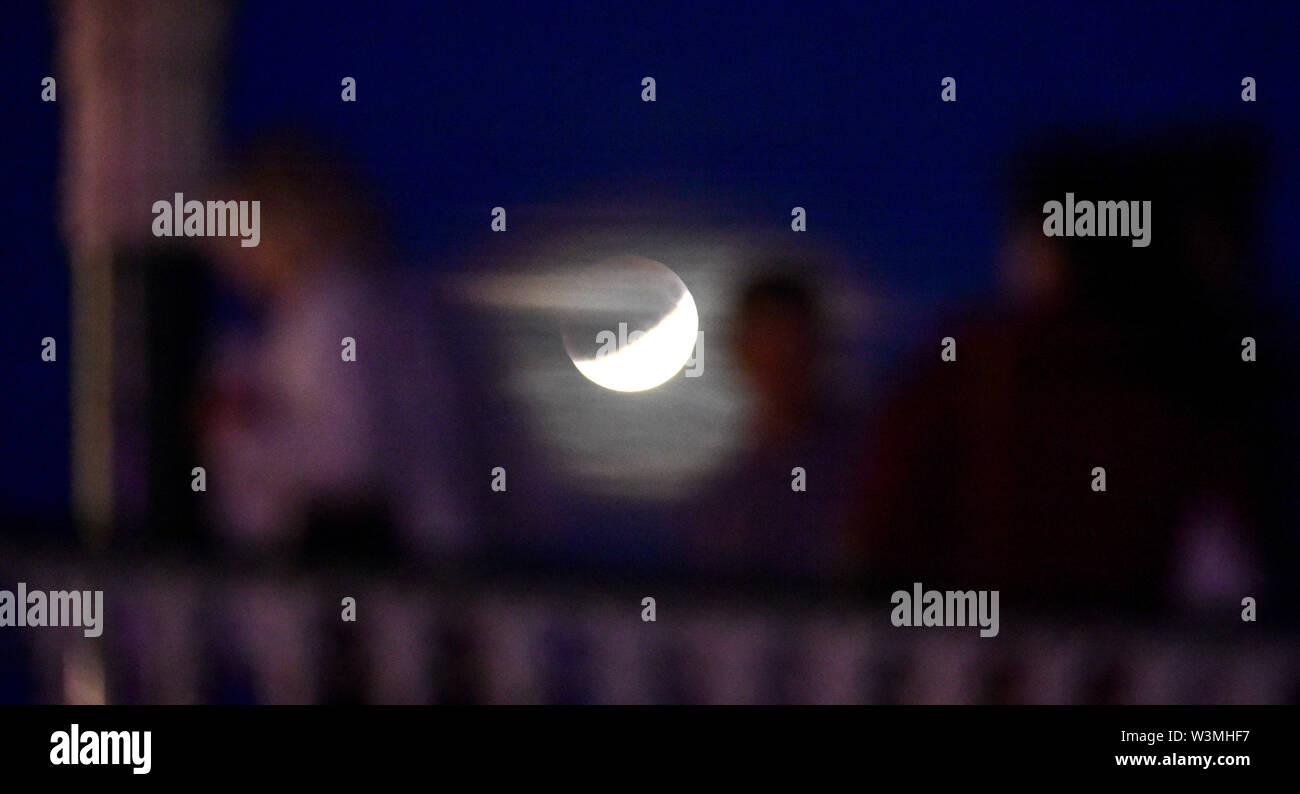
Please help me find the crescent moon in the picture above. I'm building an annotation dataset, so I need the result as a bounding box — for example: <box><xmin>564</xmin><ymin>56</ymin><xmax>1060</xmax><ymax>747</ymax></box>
<box><xmin>571</xmin><ymin>289</ymin><xmax>700</xmax><ymax>392</ymax></box>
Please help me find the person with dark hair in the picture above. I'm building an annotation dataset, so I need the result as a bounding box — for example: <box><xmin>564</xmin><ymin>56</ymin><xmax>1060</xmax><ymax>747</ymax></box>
<box><xmin>734</xmin><ymin>274</ymin><xmax>823</xmax><ymax>448</ymax></box>
<box><xmin>683</xmin><ymin>269</ymin><xmax>859</xmax><ymax>584</ymax></box>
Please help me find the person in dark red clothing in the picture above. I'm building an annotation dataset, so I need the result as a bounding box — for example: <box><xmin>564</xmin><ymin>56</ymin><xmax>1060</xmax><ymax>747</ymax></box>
<box><xmin>848</xmin><ymin>128</ymin><xmax>1293</xmax><ymax>614</ymax></box>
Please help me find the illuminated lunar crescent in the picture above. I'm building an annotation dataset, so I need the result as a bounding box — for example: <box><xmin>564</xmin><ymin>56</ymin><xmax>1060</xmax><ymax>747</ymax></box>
<box><xmin>563</xmin><ymin>256</ymin><xmax>699</xmax><ymax>393</ymax></box>
<box><xmin>571</xmin><ymin>290</ymin><xmax>699</xmax><ymax>392</ymax></box>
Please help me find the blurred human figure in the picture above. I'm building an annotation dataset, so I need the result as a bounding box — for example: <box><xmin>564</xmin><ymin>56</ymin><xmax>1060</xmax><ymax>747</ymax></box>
<box><xmin>737</xmin><ymin>275</ymin><xmax>824</xmax><ymax>446</ymax></box>
<box><xmin>685</xmin><ymin>269</ymin><xmax>859</xmax><ymax>582</ymax></box>
<box><xmin>196</xmin><ymin>131</ymin><xmax>469</xmax><ymax>561</ymax></box>
<box><xmin>848</xmin><ymin>127</ymin><xmax>1293</xmax><ymax>613</ymax></box>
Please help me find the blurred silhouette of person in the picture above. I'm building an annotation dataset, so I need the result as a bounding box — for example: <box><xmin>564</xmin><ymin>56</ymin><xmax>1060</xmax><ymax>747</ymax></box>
<box><xmin>685</xmin><ymin>268</ymin><xmax>859</xmax><ymax>583</ymax></box>
<box><xmin>848</xmin><ymin>126</ymin><xmax>1293</xmax><ymax>613</ymax></box>
<box><xmin>196</xmin><ymin>131</ymin><xmax>470</xmax><ymax>562</ymax></box>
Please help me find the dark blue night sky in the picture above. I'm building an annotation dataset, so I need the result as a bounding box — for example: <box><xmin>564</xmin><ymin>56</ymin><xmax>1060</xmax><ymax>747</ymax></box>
<box><xmin>4</xmin><ymin>1</ymin><xmax>1297</xmax><ymax>526</ymax></box>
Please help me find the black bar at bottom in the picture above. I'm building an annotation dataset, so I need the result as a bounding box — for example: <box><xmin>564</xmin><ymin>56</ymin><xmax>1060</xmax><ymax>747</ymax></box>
<box><xmin>0</xmin><ymin>705</ymin><xmax>1288</xmax><ymax>783</ymax></box>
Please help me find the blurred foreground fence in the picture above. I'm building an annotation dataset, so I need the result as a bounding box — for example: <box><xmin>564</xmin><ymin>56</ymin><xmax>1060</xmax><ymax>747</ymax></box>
<box><xmin>3</xmin><ymin>549</ymin><xmax>1296</xmax><ymax>704</ymax></box>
